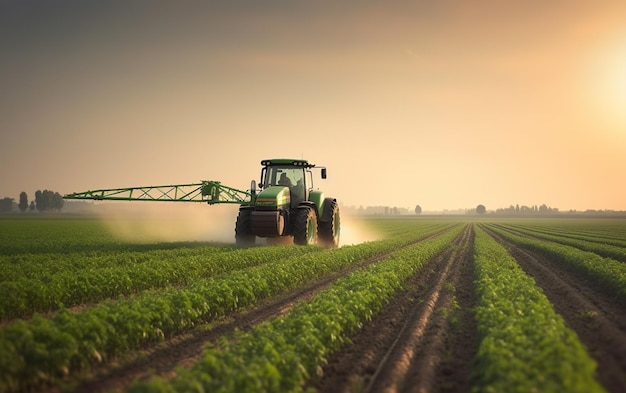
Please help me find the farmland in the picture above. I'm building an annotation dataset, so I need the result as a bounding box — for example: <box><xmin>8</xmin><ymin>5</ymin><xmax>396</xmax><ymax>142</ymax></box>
<box><xmin>1</xmin><ymin>216</ymin><xmax>625</xmax><ymax>393</ymax></box>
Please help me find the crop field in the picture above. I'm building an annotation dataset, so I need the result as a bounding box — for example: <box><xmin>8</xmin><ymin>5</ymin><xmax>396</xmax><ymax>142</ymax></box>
<box><xmin>1</xmin><ymin>215</ymin><xmax>625</xmax><ymax>393</ymax></box>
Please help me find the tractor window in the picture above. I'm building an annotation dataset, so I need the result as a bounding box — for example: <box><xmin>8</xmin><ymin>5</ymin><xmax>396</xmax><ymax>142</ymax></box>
<box><xmin>266</xmin><ymin>167</ymin><xmax>301</xmax><ymax>187</ymax></box>
<box><xmin>266</xmin><ymin>166</ymin><xmax>306</xmax><ymax>204</ymax></box>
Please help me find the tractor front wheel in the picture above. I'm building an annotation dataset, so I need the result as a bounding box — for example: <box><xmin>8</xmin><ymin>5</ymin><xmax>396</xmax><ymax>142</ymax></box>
<box><xmin>319</xmin><ymin>200</ymin><xmax>340</xmax><ymax>248</ymax></box>
<box><xmin>294</xmin><ymin>207</ymin><xmax>318</xmax><ymax>245</ymax></box>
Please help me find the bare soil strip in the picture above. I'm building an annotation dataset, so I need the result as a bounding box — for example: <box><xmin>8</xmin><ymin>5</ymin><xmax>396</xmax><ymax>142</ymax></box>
<box><xmin>308</xmin><ymin>224</ymin><xmax>476</xmax><ymax>393</ymax></box>
<box><xmin>482</xmin><ymin>225</ymin><xmax>626</xmax><ymax>393</ymax></box>
<box><xmin>59</xmin><ymin>228</ymin><xmax>455</xmax><ymax>393</ymax></box>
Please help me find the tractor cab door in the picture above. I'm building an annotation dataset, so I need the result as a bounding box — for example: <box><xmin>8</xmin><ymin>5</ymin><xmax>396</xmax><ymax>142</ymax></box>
<box><xmin>288</xmin><ymin>168</ymin><xmax>305</xmax><ymax>205</ymax></box>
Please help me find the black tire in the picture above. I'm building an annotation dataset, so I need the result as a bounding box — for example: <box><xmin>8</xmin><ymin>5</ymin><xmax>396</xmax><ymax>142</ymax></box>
<box><xmin>293</xmin><ymin>206</ymin><xmax>318</xmax><ymax>245</ymax></box>
<box><xmin>319</xmin><ymin>200</ymin><xmax>340</xmax><ymax>248</ymax></box>
<box><xmin>235</xmin><ymin>209</ymin><xmax>255</xmax><ymax>247</ymax></box>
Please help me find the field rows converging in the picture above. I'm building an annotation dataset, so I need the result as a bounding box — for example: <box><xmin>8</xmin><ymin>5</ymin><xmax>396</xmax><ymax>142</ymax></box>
<box><xmin>125</xmin><ymin>224</ymin><xmax>466</xmax><ymax>393</ymax></box>
<box><xmin>309</xmin><ymin>223</ymin><xmax>476</xmax><ymax>393</ymax></box>
<box><xmin>473</xmin><ymin>226</ymin><xmax>604</xmax><ymax>393</ymax></box>
<box><xmin>481</xmin><ymin>224</ymin><xmax>626</xmax><ymax>391</ymax></box>
<box><xmin>1</xmin><ymin>217</ymin><xmax>625</xmax><ymax>393</ymax></box>
<box><xmin>484</xmin><ymin>224</ymin><xmax>626</xmax><ymax>304</ymax></box>
<box><xmin>491</xmin><ymin>220</ymin><xmax>626</xmax><ymax>245</ymax></box>
<box><xmin>0</xmin><ymin>218</ymin><xmax>457</xmax><ymax>392</ymax></box>
<box><xmin>489</xmin><ymin>222</ymin><xmax>626</xmax><ymax>262</ymax></box>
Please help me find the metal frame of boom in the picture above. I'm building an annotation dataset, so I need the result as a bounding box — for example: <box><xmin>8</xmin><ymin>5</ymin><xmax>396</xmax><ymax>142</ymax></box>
<box><xmin>63</xmin><ymin>181</ymin><xmax>253</xmax><ymax>205</ymax></box>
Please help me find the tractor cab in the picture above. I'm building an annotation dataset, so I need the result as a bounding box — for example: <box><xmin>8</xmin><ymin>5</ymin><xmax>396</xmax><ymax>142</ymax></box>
<box><xmin>259</xmin><ymin>159</ymin><xmax>314</xmax><ymax>207</ymax></box>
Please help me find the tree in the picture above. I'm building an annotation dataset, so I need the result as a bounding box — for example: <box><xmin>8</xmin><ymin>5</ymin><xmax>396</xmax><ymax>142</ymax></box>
<box><xmin>35</xmin><ymin>190</ymin><xmax>45</xmax><ymax>211</ymax></box>
<box><xmin>19</xmin><ymin>192</ymin><xmax>28</xmax><ymax>213</ymax></box>
<box><xmin>29</xmin><ymin>201</ymin><xmax>36</xmax><ymax>211</ymax></box>
<box><xmin>35</xmin><ymin>190</ymin><xmax>65</xmax><ymax>212</ymax></box>
<box><xmin>415</xmin><ymin>205</ymin><xmax>422</xmax><ymax>215</ymax></box>
<box><xmin>53</xmin><ymin>192</ymin><xmax>65</xmax><ymax>211</ymax></box>
<box><xmin>0</xmin><ymin>197</ymin><xmax>14</xmax><ymax>213</ymax></box>
<box><xmin>476</xmin><ymin>204</ymin><xmax>486</xmax><ymax>214</ymax></box>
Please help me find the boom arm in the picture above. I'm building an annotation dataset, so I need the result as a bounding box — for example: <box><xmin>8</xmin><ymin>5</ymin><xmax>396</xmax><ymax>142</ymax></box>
<box><xmin>63</xmin><ymin>181</ymin><xmax>253</xmax><ymax>205</ymax></box>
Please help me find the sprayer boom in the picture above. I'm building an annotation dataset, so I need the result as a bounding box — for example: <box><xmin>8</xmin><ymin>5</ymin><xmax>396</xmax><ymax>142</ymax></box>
<box><xmin>63</xmin><ymin>181</ymin><xmax>252</xmax><ymax>205</ymax></box>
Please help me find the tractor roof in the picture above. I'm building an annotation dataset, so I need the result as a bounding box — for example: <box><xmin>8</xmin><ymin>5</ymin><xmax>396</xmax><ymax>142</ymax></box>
<box><xmin>261</xmin><ymin>158</ymin><xmax>314</xmax><ymax>168</ymax></box>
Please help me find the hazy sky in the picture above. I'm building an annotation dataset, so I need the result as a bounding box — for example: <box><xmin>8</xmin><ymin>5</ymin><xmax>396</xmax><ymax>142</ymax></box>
<box><xmin>1</xmin><ymin>0</ymin><xmax>625</xmax><ymax>212</ymax></box>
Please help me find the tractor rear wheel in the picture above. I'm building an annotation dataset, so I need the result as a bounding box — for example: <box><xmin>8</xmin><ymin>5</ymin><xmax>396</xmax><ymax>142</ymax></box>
<box><xmin>294</xmin><ymin>206</ymin><xmax>318</xmax><ymax>245</ymax></box>
<box><xmin>319</xmin><ymin>200</ymin><xmax>340</xmax><ymax>248</ymax></box>
<box><xmin>235</xmin><ymin>209</ymin><xmax>255</xmax><ymax>247</ymax></box>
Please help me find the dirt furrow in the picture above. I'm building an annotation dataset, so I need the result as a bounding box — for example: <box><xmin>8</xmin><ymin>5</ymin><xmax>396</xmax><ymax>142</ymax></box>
<box><xmin>308</xmin><ymin>224</ymin><xmax>476</xmax><ymax>393</ymax></box>
<box><xmin>482</xmin><ymin>225</ymin><xmax>626</xmax><ymax>393</ymax></box>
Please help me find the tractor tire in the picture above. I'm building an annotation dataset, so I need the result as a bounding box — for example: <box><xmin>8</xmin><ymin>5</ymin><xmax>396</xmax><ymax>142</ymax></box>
<box><xmin>294</xmin><ymin>206</ymin><xmax>318</xmax><ymax>245</ymax></box>
<box><xmin>235</xmin><ymin>209</ymin><xmax>255</xmax><ymax>247</ymax></box>
<box><xmin>319</xmin><ymin>200</ymin><xmax>340</xmax><ymax>248</ymax></box>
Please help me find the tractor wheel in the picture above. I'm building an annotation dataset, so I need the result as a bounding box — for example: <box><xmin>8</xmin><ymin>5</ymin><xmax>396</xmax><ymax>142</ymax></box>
<box><xmin>319</xmin><ymin>200</ymin><xmax>340</xmax><ymax>248</ymax></box>
<box><xmin>294</xmin><ymin>206</ymin><xmax>318</xmax><ymax>245</ymax></box>
<box><xmin>235</xmin><ymin>209</ymin><xmax>255</xmax><ymax>247</ymax></box>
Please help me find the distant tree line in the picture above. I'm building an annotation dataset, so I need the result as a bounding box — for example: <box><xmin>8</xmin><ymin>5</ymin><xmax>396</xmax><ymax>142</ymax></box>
<box><xmin>363</xmin><ymin>206</ymin><xmax>411</xmax><ymax>215</ymax></box>
<box><xmin>0</xmin><ymin>190</ymin><xmax>64</xmax><ymax>213</ymax></box>
<box><xmin>494</xmin><ymin>204</ymin><xmax>559</xmax><ymax>215</ymax></box>
<box><xmin>341</xmin><ymin>205</ymin><xmax>414</xmax><ymax>215</ymax></box>
<box><xmin>299</xmin><ymin>203</ymin><xmax>626</xmax><ymax>217</ymax></box>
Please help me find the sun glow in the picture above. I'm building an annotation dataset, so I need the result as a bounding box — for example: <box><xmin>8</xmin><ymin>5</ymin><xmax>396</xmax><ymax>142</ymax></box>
<box><xmin>587</xmin><ymin>33</ymin><xmax>626</xmax><ymax>133</ymax></box>
<box><xmin>603</xmin><ymin>50</ymin><xmax>626</xmax><ymax>123</ymax></box>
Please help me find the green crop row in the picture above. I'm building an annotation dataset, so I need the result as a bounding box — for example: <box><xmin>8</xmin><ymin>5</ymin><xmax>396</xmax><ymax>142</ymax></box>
<box><xmin>485</xmin><ymin>224</ymin><xmax>626</xmax><ymax>304</ymax></box>
<box><xmin>472</xmin><ymin>226</ymin><xmax>604</xmax><ymax>393</ymax></box>
<box><xmin>126</xmin><ymin>225</ymin><xmax>465</xmax><ymax>392</ymax></box>
<box><xmin>0</xmin><ymin>223</ymin><xmax>455</xmax><ymax>392</ymax></box>
<box><xmin>497</xmin><ymin>220</ymin><xmax>626</xmax><ymax>247</ymax></box>
<box><xmin>0</xmin><ymin>245</ymin><xmax>317</xmax><ymax>320</ymax></box>
<box><xmin>492</xmin><ymin>223</ymin><xmax>626</xmax><ymax>262</ymax></box>
<box><xmin>0</xmin><ymin>245</ymin><xmax>236</xmax><ymax>283</ymax></box>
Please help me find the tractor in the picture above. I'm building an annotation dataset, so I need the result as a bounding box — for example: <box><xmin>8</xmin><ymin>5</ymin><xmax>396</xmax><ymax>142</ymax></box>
<box><xmin>63</xmin><ymin>158</ymin><xmax>340</xmax><ymax>247</ymax></box>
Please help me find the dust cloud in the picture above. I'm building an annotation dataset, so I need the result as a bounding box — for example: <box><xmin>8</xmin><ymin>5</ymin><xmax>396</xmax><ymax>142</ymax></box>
<box><xmin>93</xmin><ymin>202</ymin><xmax>239</xmax><ymax>243</ymax></box>
<box><xmin>91</xmin><ymin>202</ymin><xmax>382</xmax><ymax>246</ymax></box>
<box><xmin>338</xmin><ymin>214</ymin><xmax>382</xmax><ymax>246</ymax></box>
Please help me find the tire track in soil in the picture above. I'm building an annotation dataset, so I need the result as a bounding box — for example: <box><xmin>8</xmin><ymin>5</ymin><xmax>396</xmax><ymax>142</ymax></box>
<box><xmin>482</xmin><ymin>224</ymin><xmax>626</xmax><ymax>393</ymax></box>
<box><xmin>59</xmin><ymin>227</ymin><xmax>457</xmax><ymax>393</ymax></box>
<box><xmin>308</xmin><ymin>224</ymin><xmax>476</xmax><ymax>393</ymax></box>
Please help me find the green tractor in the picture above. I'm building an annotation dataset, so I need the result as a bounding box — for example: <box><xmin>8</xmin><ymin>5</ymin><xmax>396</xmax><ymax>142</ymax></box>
<box><xmin>235</xmin><ymin>159</ymin><xmax>340</xmax><ymax>247</ymax></box>
<box><xmin>63</xmin><ymin>158</ymin><xmax>340</xmax><ymax>247</ymax></box>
